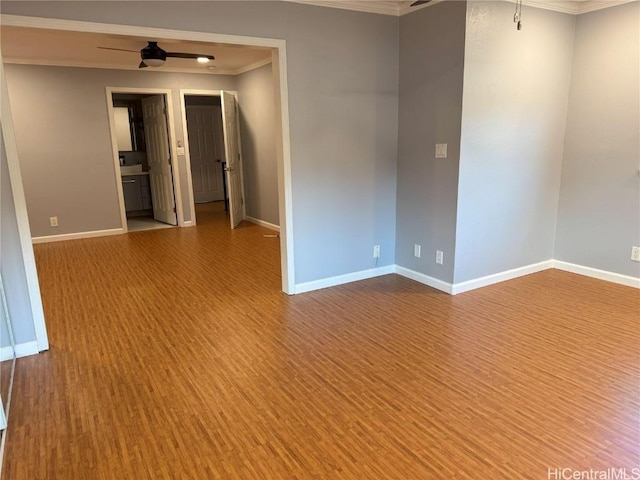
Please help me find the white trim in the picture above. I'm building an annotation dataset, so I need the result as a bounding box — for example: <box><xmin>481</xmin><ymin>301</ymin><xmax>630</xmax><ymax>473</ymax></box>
<box><xmin>394</xmin><ymin>266</ymin><xmax>454</xmax><ymax>294</ymax></box>
<box><xmin>294</xmin><ymin>265</ymin><xmax>395</xmax><ymax>294</ymax></box>
<box><xmin>164</xmin><ymin>90</ymin><xmax>184</xmax><ymax>227</ymax></box>
<box><xmin>1</xmin><ymin>15</ymin><xmax>295</xmax><ymax>297</ymax></box>
<box><xmin>519</xmin><ymin>0</ymin><xmax>637</xmax><ymax>15</ymax></box>
<box><xmin>0</xmin><ymin>342</ymin><xmax>37</xmax><ymax>361</ymax></box>
<box><xmin>179</xmin><ymin>89</ymin><xmax>218</xmax><ymax>227</ymax></box>
<box><xmin>2</xmin><ymin>57</ymin><xmax>268</xmax><ymax>77</ymax></box>
<box><xmin>178</xmin><ymin>89</ymin><xmax>204</xmax><ymax>217</ymax></box>
<box><xmin>0</xmin><ymin>341</ymin><xmax>39</xmax><ymax>360</ymax></box>
<box><xmin>183</xmin><ymin>220</ymin><xmax>194</xmax><ymax>227</ymax></box>
<box><xmin>0</xmin><ymin>15</ymin><xmax>286</xmax><ymax>48</ymax></box>
<box><xmin>245</xmin><ymin>216</ymin><xmax>280</xmax><ymax>233</ymax></box>
<box><xmin>271</xmin><ymin>48</ymin><xmax>295</xmax><ymax>295</ymax></box>
<box><xmin>32</xmin><ymin>228</ymin><xmax>124</xmax><ymax>244</ymax></box>
<box><xmin>451</xmin><ymin>260</ymin><xmax>553</xmax><ymax>295</ymax></box>
<box><xmin>0</xmin><ymin>55</ymin><xmax>49</xmax><ymax>352</ymax></box>
<box><xmin>285</xmin><ymin>0</ymin><xmax>401</xmax><ymax>16</ymax></box>
<box><xmin>286</xmin><ymin>0</ymin><xmax>634</xmax><ymax>16</ymax></box>
<box><xmin>398</xmin><ymin>0</ymin><xmax>445</xmax><ymax>15</ymax></box>
<box><xmin>106</xmin><ymin>87</ymin><xmax>183</xmax><ymax>227</ymax></box>
<box><xmin>105</xmin><ymin>88</ymin><xmax>129</xmax><ymax>233</ymax></box>
<box><xmin>552</xmin><ymin>260</ymin><xmax>640</xmax><ymax>289</ymax></box>
<box><xmin>0</xmin><ymin>346</ymin><xmax>14</xmax><ymax>362</ymax></box>
<box><xmin>0</xmin><ymin>426</ymin><xmax>7</xmax><ymax>478</ymax></box>
<box><xmin>234</xmin><ymin>58</ymin><xmax>273</xmax><ymax>76</ymax></box>
<box><xmin>574</xmin><ymin>0</ymin><xmax>638</xmax><ymax>15</ymax></box>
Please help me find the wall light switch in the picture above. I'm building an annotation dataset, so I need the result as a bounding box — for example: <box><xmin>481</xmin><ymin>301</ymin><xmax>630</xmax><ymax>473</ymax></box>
<box><xmin>435</xmin><ymin>143</ymin><xmax>448</xmax><ymax>159</ymax></box>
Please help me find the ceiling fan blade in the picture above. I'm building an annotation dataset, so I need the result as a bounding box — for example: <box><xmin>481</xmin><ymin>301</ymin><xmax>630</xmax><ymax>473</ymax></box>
<box><xmin>166</xmin><ymin>52</ymin><xmax>215</xmax><ymax>60</ymax></box>
<box><xmin>411</xmin><ymin>0</ymin><xmax>431</xmax><ymax>5</ymax></box>
<box><xmin>138</xmin><ymin>61</ymin><xmax>148</xmax><ymax>69</ymax></box>
<box><xmin>97</xmin><ymin>46</ymin><xmax>139</xmax><ymax>53</ymax></box>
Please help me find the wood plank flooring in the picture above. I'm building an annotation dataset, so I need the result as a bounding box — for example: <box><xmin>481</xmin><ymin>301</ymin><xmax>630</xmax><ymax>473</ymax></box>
<box><xmin>4</xmin><ymin>202</ymin><xmax>639</xmax><ymax>479</ymax></box>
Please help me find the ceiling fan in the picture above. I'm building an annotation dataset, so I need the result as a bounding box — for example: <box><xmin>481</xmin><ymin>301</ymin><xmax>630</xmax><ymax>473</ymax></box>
<box><xmin>97</xmin><ymin>41</ymin><xmax>215</xmax><ymax>69</ymax></box>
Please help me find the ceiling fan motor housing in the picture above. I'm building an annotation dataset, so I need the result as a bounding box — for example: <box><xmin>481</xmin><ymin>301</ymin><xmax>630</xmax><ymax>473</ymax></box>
<box><xmin>141</xmin><ymin>41</ymin><xmax>166</xmax><ymax>66</ymax></box>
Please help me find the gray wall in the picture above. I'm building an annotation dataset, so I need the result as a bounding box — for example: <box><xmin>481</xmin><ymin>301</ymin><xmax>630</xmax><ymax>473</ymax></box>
<box><xmin>237</xmin><ymin>63</ymin><xmax>279</xmax><ymax>226</ymax></box>
<box><xmin>454</xmin><ymin>2</ymin><xmax>576</xmax><ymax>283</ymax></box>
<box><xmin>395</xmin><ymin>1</ymin><xmax>467</xmax><ymax>283</ymax></box>
<box><xmin>555</xmin><ymin>2</ymin><xmax>640</xmax><ymax>278</ymax></box>
<box><xmin>5</xmin><ymin>64</ymin><xmax>237</xmax><ymax>237</ymax></box>
<box><xmin>1</xmin><ymin>124</ymin><xmax>37</xmax><ymax>346</ymax></box>
<box><xmin>2</xmin><ymin>1</ymin><xmax>400</xmax><ymax>284</ymax></box>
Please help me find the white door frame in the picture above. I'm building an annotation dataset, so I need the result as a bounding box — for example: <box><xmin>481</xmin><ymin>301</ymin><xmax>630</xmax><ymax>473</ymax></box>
<box><xmin>0</xmin><ymin>52</ymin><xmax>49</xmax><ymax>352</ymax></box>
<box><xmin>106</xmin><ymin>88</ymin><xmax>182</xmax><ymax>231</ymax></box>
<box><xmin>180</xmin><ymin>89</ymin><xmax>224</xmax><ymax>226</ymax></box>
<box><xmin>0</xmin><ymin>14</ymin><xmax>295</xmax><ymax>296</ymax></box>
<box><xmin>180</xmin><ymin>89</ymin><xmax>248</xmax><ymax>227</ymax></box>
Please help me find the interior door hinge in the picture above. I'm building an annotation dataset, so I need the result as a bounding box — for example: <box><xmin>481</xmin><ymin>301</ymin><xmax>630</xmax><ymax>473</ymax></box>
<box><xmin>173</xmin><ymin>207</ymin><xmax>176</xmax><ymax>213</ymax></box>
<box><xmin>168</xmin><ymin>157</ymin><xmax>172</xmax><ymax>165</ymax></box>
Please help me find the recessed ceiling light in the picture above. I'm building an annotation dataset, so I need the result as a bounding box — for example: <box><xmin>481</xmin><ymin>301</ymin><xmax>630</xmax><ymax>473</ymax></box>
<box><xmin>197</xmin><ymin>57</ymin><xmax>210</xmax><ymax>64</ymax></box>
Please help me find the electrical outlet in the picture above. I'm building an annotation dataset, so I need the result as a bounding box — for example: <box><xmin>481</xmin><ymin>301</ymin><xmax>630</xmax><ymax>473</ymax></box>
<box><xmin>435</xmin><ymin>250</ymin><xmax>444</xmax><ymax>265</ymax></box>
<box><xmin>631</xmin><ymin>246</ymin><xmax>640</xmax><ymax>262</ymax></box>
<box><xmin>49</xmin><ymin>216</ymin><xmax>59</xmax><ymax>227</ymax></box>
<box><xmin>373</xmin><ymin>245</ymin><xmax>381</xmax><ymax>259</ymax></box>
<box><xmin>435</xmin><ymin>143</ymin><xmax>448</xmax><ymax>159</ymax></box>
<box><xmin>414</xmin><ymin>244</ymin><xmax>421</xmax><ymax>258</ymax></box>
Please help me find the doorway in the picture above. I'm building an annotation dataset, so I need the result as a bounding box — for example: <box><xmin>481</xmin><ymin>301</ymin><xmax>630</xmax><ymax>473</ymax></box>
<box><xmin>107</xmin><ymin>89</ymin><xmax>179</xmax><ymax>233</ymax></box>
<box><xmin>3</xmin><ymin>18</ymin><xmax>295</xmax><ymax>300</ymax></box>
<box><xmin>184</xmin><ymin>94</ymin><xmax>227</xmax><ymax>220</ymax></box>
<box><xmin>182</xmin><ymin>90</ymin><xmax>245</xmax><ymax>230</ymax></box>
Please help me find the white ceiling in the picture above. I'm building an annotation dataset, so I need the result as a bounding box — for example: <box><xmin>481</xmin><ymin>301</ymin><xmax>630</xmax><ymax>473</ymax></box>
<box><xmin>0</xmin><ymin>26</ymin><xmax>274</xmax><ymax>76</ymax></box>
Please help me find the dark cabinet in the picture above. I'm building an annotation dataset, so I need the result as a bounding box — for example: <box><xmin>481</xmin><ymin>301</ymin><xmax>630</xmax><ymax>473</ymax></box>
<box><xmin>123</xmin><ymin>174</ymin><xmax>152</xmax><ymax>213</ymax></box>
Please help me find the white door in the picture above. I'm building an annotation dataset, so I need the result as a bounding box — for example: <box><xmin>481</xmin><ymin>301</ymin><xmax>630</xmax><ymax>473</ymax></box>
<box><xmin>141</xmin><ymin>95</ymin><xmax>177</xmax><ymax>225</ymax></box>
<box><xmin>220</xmin><ymin>91</ymin><xmax>245</xmax><ymax>229</ymax></box>
<box><xmin>186</xmin><ymin>105</ymin><xmax>225</xmax><ymax>203</ymax></box>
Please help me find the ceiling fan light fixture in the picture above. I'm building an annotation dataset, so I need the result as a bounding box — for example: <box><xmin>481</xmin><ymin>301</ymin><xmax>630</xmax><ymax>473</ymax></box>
<box><xmin>143</xmin><ymin>58</ymin><xmax>165</xmax><ymax>67</ymax></box>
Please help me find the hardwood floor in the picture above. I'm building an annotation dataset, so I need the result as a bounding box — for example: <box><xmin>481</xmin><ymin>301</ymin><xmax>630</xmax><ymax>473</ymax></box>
<box><xmin>4</xmin><ymin>203</ymin><xmax>639</xmax><ymax>479</ymax></box>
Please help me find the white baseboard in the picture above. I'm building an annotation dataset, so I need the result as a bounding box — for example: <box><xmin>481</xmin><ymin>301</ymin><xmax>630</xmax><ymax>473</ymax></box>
<box><xmin>32</xmin><ymin>228</ymin><xmax>123</xmax><ymax>244</ymax></box>
<box><xmin>294</xmin><ymin>265</ymin><xmax>395</xmax><ymax>294</ymax></box>
<box><xmin>451</xmin><ymin>260</ymin><xmax>554</xmax><ymax>295</ymax></box>
<box><xmin>245</xmin><ymin>216</ymin><xmax>280</xmax><ymax>233</ymax></box>
<box><xmin>394</xmin><ymin>266</ymin><xmax>453</xmax><ymax>294</ymax></box>
<box><xmin>0</xmin><ymin>341</ymin><xmax>39</xmax><ymax>361</ymax></box>
<box><xmin>552</xmin><ymin>260</ymin><xmax>640</xmax><ymax>289</ymax></box>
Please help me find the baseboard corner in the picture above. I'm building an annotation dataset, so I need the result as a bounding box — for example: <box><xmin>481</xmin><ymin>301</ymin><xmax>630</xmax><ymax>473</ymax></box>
<box><xmin>551</xmin><ymin>260</ymin><xmax>640</xmax><ymax>289</ymax></box>
<box><xmin>294</xmin><ymin>264</ymin><xmax>395</xmax><ymax>294</ymax></box>
<box><xmin>394</xmin><ymin>266</ymin><xmax>454</xmax><ymax>294</ymax></box>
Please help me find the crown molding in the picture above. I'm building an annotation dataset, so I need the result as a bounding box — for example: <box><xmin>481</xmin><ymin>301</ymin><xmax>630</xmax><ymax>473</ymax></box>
<box><xmin>573</xmin><ymin>0</ymin><xmax>638</xmax><ymax>14</ymax></box>
<box><xmin>516</xmin><ymin>0</ymin><xmax>637</xmax><ymax>15</ymax></box>
<box><xmin>284</xmin><ymin>0</ymin><xmax>401</xmax><ymax>15</ymax></box>
<box><xmin>286</xmin><ymin>0</ymin><xmax>637</xmax><ymax>16</ymax></box>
